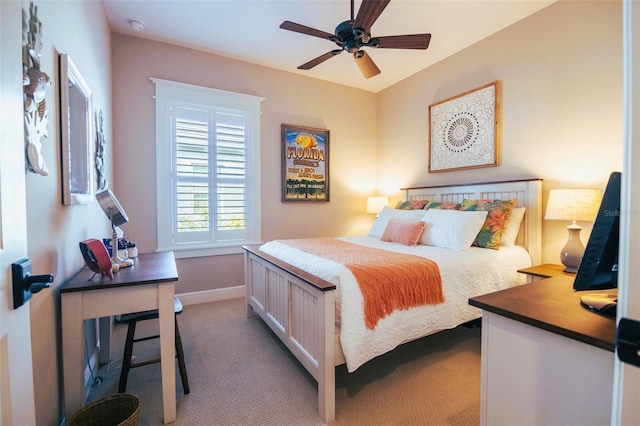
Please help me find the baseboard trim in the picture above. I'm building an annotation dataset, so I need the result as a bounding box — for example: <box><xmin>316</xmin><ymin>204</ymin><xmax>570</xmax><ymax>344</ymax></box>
<box><xmin>177</xmin><ymin>285</ymin><xmax>245</xmax><ymax>306</ymax></box>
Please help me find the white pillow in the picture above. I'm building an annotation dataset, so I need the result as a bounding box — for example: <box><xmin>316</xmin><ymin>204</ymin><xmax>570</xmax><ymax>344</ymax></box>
<box><xmin>500</xmin><ymin>207</ymin><xmax>526</xmax><ymax>247</ymax></box>
<box><xmin>368</xmin><ymin>206</ymin><xmax>428</xmax><ymax>238</ymax></box>
<box><xmin>420</xmin><ymin>209</ymin><xmax>488</xmax><ymax>251</ymax></box>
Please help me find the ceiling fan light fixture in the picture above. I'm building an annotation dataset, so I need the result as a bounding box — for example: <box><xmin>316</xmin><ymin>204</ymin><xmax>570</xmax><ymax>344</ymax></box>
<box><xmin>354</xmin><ymin>51</ymin><xmax>380</xmax><ymax>79</ymax></box>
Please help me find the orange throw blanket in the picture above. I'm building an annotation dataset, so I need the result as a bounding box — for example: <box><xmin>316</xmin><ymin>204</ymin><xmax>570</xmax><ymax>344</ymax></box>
<box><xmin>279</xmin><ymin>238</ymin><xmax>444</xmax><ymax>329</ymax></box>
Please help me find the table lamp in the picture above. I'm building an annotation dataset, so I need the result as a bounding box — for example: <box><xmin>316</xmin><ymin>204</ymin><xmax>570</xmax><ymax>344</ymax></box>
<box><xmin>96</xmin><ymin>189</ymin><xmax>134</xmax><ymax>269</ymax></box>
<box><xmin>366</xmin><ymin>196</ymin><xmax>388</xmax><ymax>217</ymax></box>
<box><xmin>544</xmin><ymin>188</ymin><xmax>602</xmax><ymax>273</ymax></box>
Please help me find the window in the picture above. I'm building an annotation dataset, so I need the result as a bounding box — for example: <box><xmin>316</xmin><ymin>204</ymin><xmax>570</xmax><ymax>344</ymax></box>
<box><xmin>153</xmin><ymin>78</ymin><xmax>263</xmax><ymax>257</ymax></box>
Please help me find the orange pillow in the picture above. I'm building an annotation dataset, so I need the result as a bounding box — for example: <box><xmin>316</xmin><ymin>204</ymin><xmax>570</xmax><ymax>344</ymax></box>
<box><xmin>381</xmin><ymin>218</ymin><xmax>426</xmax><ymax>246</ymax></box>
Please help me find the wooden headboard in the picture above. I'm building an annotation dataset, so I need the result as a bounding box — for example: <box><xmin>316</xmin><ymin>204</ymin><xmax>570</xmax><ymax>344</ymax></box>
<box><xmin>402</xmin><ymin>178</ymin><xmax>543</xmax><ymax>264</ymax></box>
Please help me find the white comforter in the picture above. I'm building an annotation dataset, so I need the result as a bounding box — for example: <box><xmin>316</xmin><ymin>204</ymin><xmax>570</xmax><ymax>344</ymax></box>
<box><xmin>259</xmin><ymin>236</ymin><xmax>531</xmax><ymax>372</ymax></box>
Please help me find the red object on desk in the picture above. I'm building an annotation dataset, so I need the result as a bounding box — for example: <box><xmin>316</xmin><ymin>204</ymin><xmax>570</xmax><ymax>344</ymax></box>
<box><xmin>79</xmin><ymin>239</ymin><xmax>113</xmax><ymax>279</ymax></box>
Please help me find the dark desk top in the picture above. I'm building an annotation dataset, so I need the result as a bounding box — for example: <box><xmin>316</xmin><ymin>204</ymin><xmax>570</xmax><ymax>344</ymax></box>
<box><xmin>61</xmin><ymin>251</ymin><xmax>178</xmax><ymax>293</ymax></box>
<box><xmin>469</xmin><ymin>276</ymin><xmax>617</xmax><ymax>352</ymax></box>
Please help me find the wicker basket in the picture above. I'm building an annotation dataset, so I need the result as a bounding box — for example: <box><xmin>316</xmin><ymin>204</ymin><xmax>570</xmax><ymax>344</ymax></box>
<box><xmin>68</xmin><ymin>394</ymin><xmax>141</xmax><ymax>426</ymax></box>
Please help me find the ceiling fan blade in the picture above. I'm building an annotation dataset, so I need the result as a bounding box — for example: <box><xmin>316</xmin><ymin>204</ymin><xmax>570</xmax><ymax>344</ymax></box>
<box><xmin>375</xmin><ymin>34</ymin><xmax>432</xmax><ymax>49</ymax></box>
<box><xmin>354</xmin><ymin>0</ymin><xmax>391</xmax><ymax>33</ymax></box>
<box><xmin>353</xmin><ymin>51</ymin><xmax>381</xmax><ymax>79</ymax></box>
<box><xmin>280</xmin><ymin>20</ymin><xmax>335</xmax><ymax>40</ymax></box>
<box><xmin>298</xmin><ymin>50</ymin><xmax>343</xmax><ymax>70</ymax></box>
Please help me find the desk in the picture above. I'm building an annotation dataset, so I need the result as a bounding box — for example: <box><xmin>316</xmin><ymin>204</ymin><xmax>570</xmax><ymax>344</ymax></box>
<box><xmin>469</xmin><ymin>277</ymin><xmax>616</xmax><ymax>425</ymax></box>
<box><xmin>61</xmin><ymin>251</ymin><xmax>178</xmax><ymax>424</ymax></box>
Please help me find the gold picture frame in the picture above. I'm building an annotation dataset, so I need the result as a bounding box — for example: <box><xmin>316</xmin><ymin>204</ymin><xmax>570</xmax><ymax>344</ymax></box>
<box><xmin>281</xmin><ymin>124</ymin><xmax>330</xmax><ymax>202</ymax></box>
<box><xmin>428</xmin><ymin>81</ymin><xmax>502</xmax><ymax>173</ymax></box>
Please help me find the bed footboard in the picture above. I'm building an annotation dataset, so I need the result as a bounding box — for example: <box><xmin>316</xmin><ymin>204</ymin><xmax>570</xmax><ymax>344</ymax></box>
<box><xmin>243</xmin><ymin>246</ymin><xmax>337</xmax><ymax>423</ymax></box>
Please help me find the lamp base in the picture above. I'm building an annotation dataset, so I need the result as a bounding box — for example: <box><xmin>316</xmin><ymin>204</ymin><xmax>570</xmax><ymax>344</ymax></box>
<box><xmin>560</xmin><ymin>223</ymin><xmax>584</xmax><ymax>274</ymax></box>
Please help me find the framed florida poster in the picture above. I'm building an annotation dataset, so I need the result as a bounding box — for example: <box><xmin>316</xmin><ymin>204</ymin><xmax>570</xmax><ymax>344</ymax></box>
<box><xmin>282</xmin><ymin>124</ymin><xmax>330</xmax><ymax>202</ymax></box>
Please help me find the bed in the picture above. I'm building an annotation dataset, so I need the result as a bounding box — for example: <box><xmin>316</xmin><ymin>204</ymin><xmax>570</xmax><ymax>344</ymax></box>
<box><xmin>243</xmin><ymin>178</ymin><xmax>542</xmax><ymax>422</ymax></box>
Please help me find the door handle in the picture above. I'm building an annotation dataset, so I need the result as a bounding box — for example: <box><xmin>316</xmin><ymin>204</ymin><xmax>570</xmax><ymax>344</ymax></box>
<box><xmin>617</xmin><ymin>317</ymin><xmax>640</xmax><ymax>367</ymax></box>
<box><xmin>12</xmin><ymin>258</ymin><xmax>53</xmax><ymax>309</ymax></box>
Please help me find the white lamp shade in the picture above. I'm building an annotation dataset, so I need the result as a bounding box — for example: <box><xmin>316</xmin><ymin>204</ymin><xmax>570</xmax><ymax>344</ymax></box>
<box><xmin>544</xmin><ymin>188</ymin><xmax>602</xmax><ymax>222</ymax></box>
<box><xmin>366</xmin><ymin>196</ymin><xmax>389</xmax><ymax>214</ymax></box>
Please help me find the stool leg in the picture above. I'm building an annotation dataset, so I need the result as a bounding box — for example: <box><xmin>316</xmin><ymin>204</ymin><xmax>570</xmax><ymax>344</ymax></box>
<box><xmin>119</xmin><ymin>320</ymin><xmax>137</xmax><ymax>393</ymax></box>
<box><xmin>174</xmin><ymin>318</ymin><xmax>190</xmax><ymax>394</ymax></box>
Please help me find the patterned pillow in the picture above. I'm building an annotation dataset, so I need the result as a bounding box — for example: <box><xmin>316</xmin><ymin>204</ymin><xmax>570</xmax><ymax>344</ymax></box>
<box><xmin>424</xmin><ymin>201</ymin><xmax>460</xmax><ymax>210</ymax></box>
<box><xmin>458</xmin><ymin>199</ymin><xmax>516</xmax><ymax>249</ymax></box>
<box><xmin>500</xmin><ymin>207</ymin><xmax>526</xmax><ymax>247</ymax></box>
<box><xmin>395</xmin><ymin>199</ymin><xmax>430</xmax><ymax>210</ymax></box>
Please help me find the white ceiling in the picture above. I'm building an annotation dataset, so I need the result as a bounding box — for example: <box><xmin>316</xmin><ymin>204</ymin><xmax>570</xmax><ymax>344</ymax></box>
<box><xmin>102</xmin><ymin>0</ymin><xmax>555</xmax><ymax>93</ymax></box>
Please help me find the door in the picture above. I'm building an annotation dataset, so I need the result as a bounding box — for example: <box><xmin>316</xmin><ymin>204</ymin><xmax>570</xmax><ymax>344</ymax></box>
<box><xmin>612</xmin><ymin>0</ymin><xmax>640</xmax><ymax>424</ymax></box>
<box><xmin>0</xmin><ymin>1</ymin><xmax>37</xmax><ymax>424</ymax></box>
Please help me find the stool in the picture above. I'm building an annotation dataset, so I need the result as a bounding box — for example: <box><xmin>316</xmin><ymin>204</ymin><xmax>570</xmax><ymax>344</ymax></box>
<box><xmin>118</xmin><ymin>296</ymin><xmax>190</xmax><ymax>394</ymax></box>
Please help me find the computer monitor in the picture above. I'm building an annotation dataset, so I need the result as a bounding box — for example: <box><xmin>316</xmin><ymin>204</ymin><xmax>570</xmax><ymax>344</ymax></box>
<box><xmin>574</xmin><ymin>171</ymin><xmax>621</xmax><ymax>291</ymax></box>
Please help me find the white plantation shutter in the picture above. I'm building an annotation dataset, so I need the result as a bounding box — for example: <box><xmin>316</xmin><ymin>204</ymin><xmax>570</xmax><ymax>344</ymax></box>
<box><xmin>174</xmin><ymin>107</ymin><xmax>210</xmax><ymax>241</ymax></box>
<box><xmin>215</xmin><ymin>113</ymin><xmax>247</xmax><ymax>236</ymax></box>
<box><xmin>153</xmin><ymin>79</ymin><xmax>263</xmax><ymax>256</ymax></box>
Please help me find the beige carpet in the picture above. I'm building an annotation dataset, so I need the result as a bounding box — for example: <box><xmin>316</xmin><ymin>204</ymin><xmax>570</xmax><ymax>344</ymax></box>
<box><xmin>86</xmin><ymin>298</ymin><xmax>481</xmax><ymax>425</ymax></box>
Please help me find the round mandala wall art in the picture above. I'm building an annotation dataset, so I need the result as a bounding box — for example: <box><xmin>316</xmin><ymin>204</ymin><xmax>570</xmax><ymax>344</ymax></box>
<box><xmin>428</xmin><ymin>81</ymin><xmax>501</xmax><ymax>173</ymax></box>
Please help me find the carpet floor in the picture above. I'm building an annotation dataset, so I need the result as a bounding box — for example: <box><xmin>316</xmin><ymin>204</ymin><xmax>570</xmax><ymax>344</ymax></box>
<box><xmin>86</xmin><ymin>298</ymin><xmax>481</xmax><ymax>425</ymax></box>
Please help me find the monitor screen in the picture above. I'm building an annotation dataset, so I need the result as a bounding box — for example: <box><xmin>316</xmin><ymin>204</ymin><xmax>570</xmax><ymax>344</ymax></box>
<box><xmin>573</xmin><ymin>171</ymin><xmax>621</xmax><ymax>291</ymax></box>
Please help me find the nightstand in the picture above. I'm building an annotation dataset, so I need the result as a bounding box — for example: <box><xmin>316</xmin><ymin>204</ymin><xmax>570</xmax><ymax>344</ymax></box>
<box><xmin>517</xmin><ymin>263</ymin><xmax>576</xmax><ymax>283</ymax></box>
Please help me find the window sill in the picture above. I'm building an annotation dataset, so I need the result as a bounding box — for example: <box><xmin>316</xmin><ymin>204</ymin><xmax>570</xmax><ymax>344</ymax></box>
<box><xmin>158</xmin><ymin>241</ymin><xmax>263</xmax><ymax>259</ymax></box>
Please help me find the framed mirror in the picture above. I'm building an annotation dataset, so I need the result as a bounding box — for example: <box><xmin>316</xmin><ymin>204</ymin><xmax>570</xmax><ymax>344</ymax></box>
<box><xmin>60</xmin><ymin>53</ymin><xmax>93</xmax><ymax>205</ymax></box>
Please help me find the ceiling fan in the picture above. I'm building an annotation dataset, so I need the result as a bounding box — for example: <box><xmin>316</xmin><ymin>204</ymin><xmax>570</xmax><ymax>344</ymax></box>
<box><xmin>280</xmin><ymin>0</ymin><xmax>431</xmax><ymax>79</ymax></box>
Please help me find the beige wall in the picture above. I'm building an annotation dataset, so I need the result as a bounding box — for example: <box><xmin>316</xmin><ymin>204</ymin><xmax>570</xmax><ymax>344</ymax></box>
<box><xmin>111</xmin><ymin>35</ymin><xmax>378</xmax><ymax>293</ymax></box>
<box><xmin>112</xmin><ymin>1</ymin><xmax>624</xmax><ymax>293</ymax></box>
<box><xmin>19</xmin><ymin>1</ymin><xmax>113</xmax><ymax>424</ymax></box>
<box><xmin>377</xmin><ymin>0</ymin><xmax>623</xmax><ymax>264</ymax></box>
<box><xmin>111</xmin><ymin>2</ymin><xmax>623</xmax><ymax>294</ymax></box>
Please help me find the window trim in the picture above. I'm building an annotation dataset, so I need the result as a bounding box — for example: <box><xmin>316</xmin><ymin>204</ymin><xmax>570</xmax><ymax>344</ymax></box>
<box><xmin>152</xmin><ymin>78</ymin><xmax>264</xmax><ymax>257</ymax></box>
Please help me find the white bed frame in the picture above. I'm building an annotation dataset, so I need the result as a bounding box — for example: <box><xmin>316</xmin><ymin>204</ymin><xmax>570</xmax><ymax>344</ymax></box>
<box><xmin>244</xmin><ymin>178</ymin><xmax>542</xmax><ymax>423</ymax></box>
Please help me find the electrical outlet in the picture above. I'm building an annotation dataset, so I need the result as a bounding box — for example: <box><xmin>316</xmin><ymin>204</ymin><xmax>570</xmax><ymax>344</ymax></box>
<box><xmin>12</xmin><ymin>259</ymin><xmax>33</xmax><ymax>309</ymax></box>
